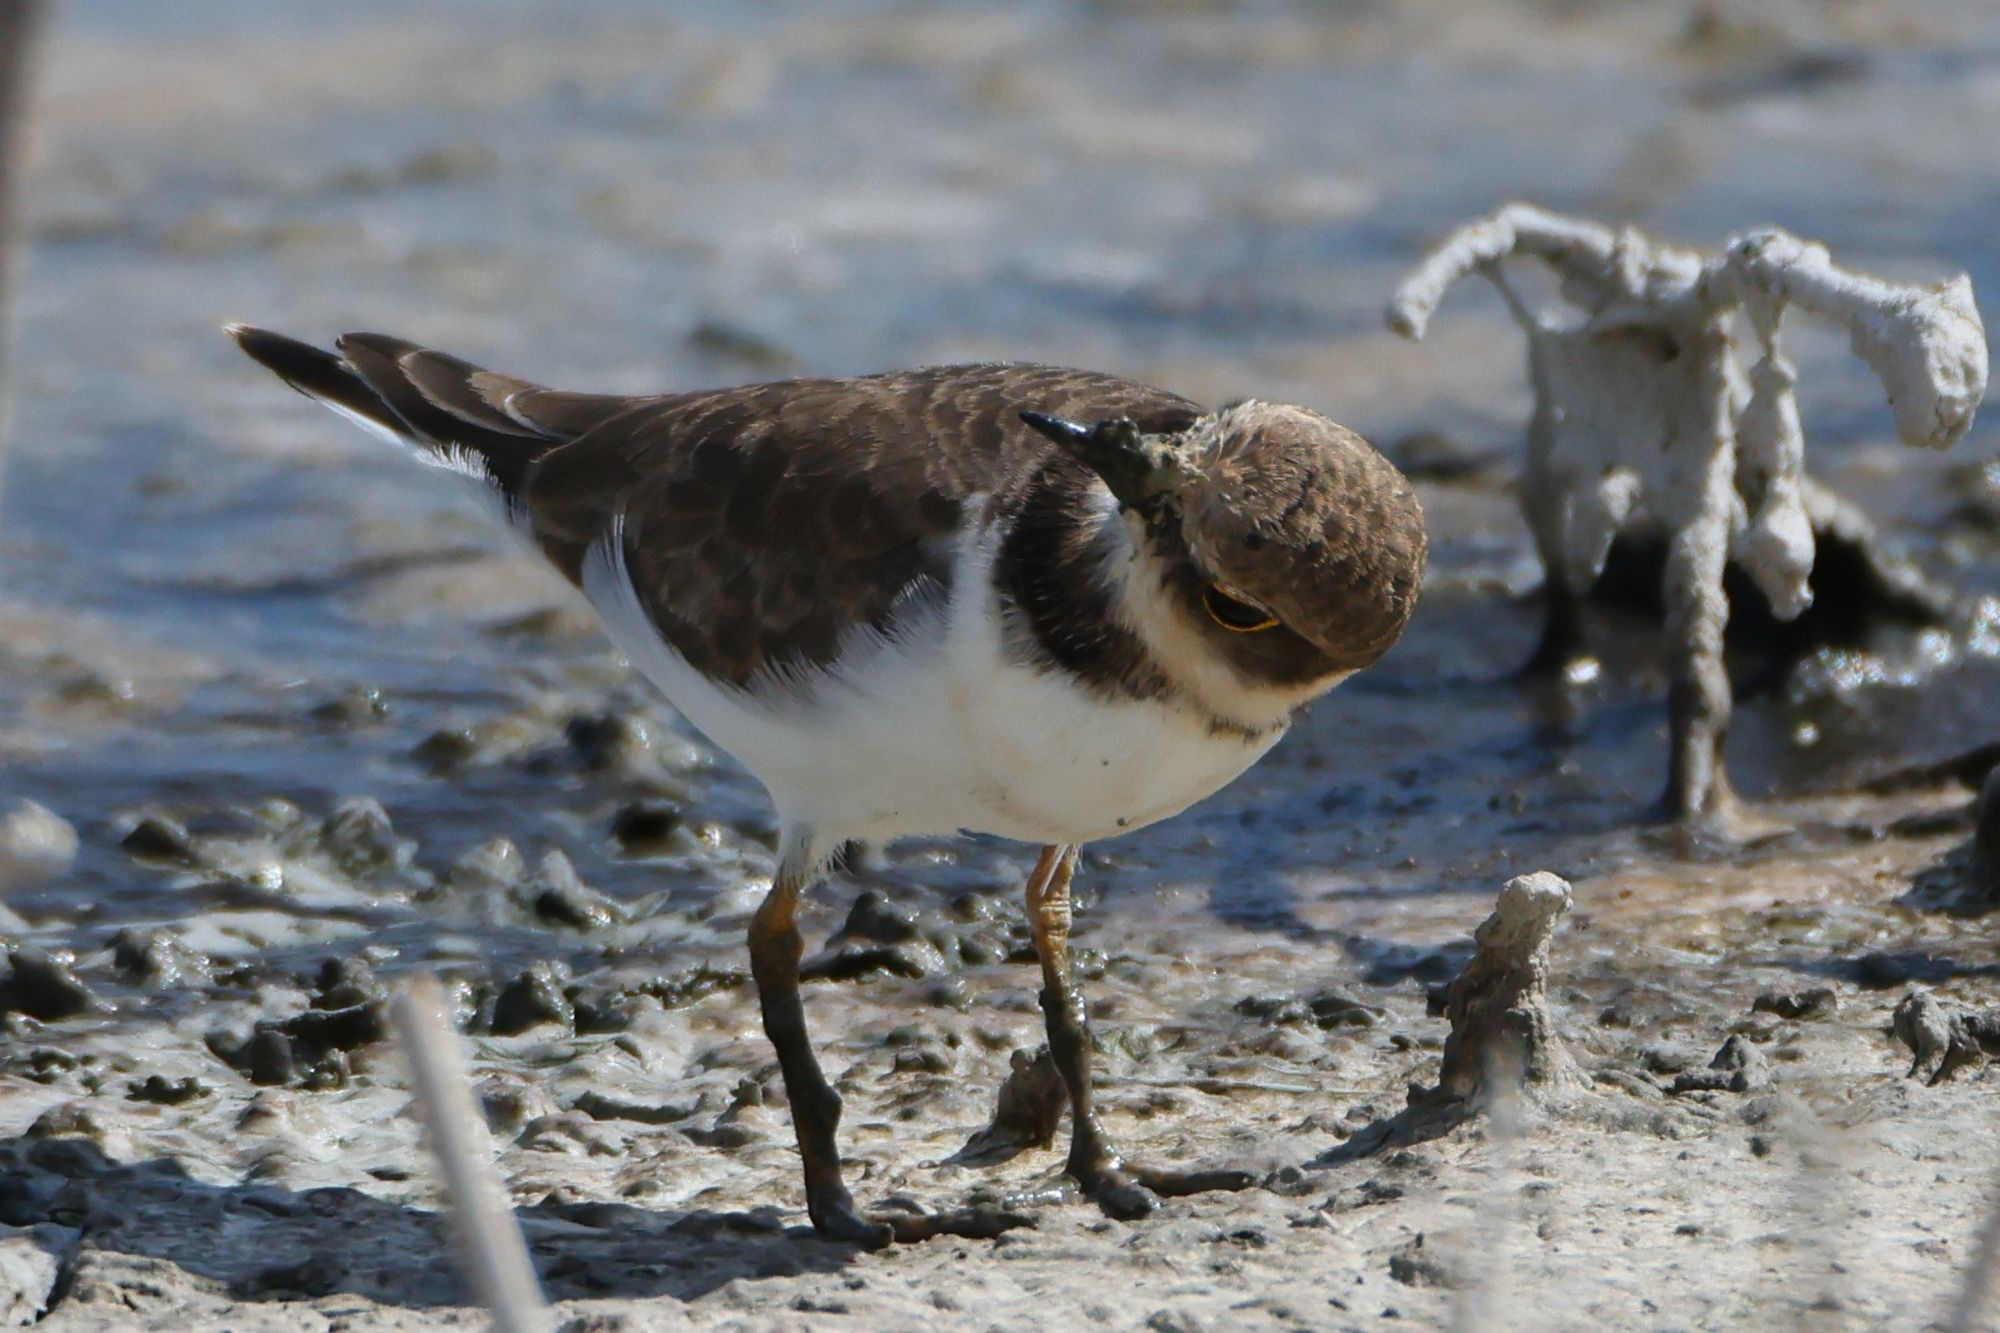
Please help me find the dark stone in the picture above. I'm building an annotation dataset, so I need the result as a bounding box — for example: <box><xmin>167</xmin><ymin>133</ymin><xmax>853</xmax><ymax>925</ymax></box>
<box><xmin>314</xmin><ymin>957</ymin><xmax>384</xmax><ymax>1011</ymax></box>
<box><xmin>1308</xmin><ymin>987</ymin><xmax>1386</xmax><ymax>1030</ymax></box>
<box><xmin>318</xmin><ymin>797</ymin><xmax>410</xmax><ymax>874</ymax></box>
<box><xmin>1387</xmin><ymin>1233</ymin><xmax>1459</xmax><ymax>1288</ymax></box>
<box><xmin>412</xmin><ymin>727</ymin><xmax>480</xmax><ymax>772</ymax></box>
<box><xmin>570</xmin><ymin>988</ymin><xmax>635</xmax><ymax>1035</ymax></box>
<box><xmin>0</xmin><ymin>1170</ymin><xmax>65</xmax><ymax>1227</ymax></box>
<box><xmin>683</xmin><ymin>1121</ymin><xmax>758</xmax><ymax>1150</ymax></box>
<box><xmin>110</xmin><ymin>928</ymin><xmax>210</xmax><ymax>988</ymax></box>
<box><xmin>1668</xmin><ymin>1035</ymin><xmax>1770</xmax><ymax>1094</ymax></box>
<box><xmin>571</xmin><ymin>1090</ymin><xmax>696</xmax><ymax>1125</ymax></box>
<box><xmin>685</xmin><ymin>319</ymin><xmax>795</xmax><ymax>371</ymax></box>
<box><xmin>610</xmin><ymin>801</ymin><xmax>682</xmax><ymax>854</ymax></box>
<box><xmin>634</xmin><ymin>964</ymin><xmax>745</xmax><ymax>1009</ymax></box>
<box><xmin>956</xmin><ymin>933</ymin><xmax>1005</xmax><ymax>966</ymax></box>
<box><xmin>491</xmin><ymin>962</ymin><xmax>574</xmax><ymax>1035</ymax></box>
<box><xmin>2</xmin><ymin>950</ymin><xmax>105</xmax><ymax>1021</ymax></box>
<box><xmin>17</xmin><ymin>1047</ymin><xmax>77</xmax><ymax>1084</ymax></box>
<box><xmin>840</xmin><ymin>890</ymin><xmax>921</xmax><ymax>944</ymax></box>
<box><xmin>1234</xmin><ymin>994</ymin><xmax>1311</xmax><ymax>1025</ymax></box>
<box><xmin>127</xmin><ymin>1075</ymin><xmax>208</xmax><ymax>1106</ymax></box>
<box><xmin>949</xmin><ymin>891</ymin><xmax>997</xmax><ymax>923</ymax></box>
<box><xmin>1389</xmin><ymin>429</ymin><xmax>1499</xmax><ymax>482</ymax></box>
<box><xmin>800</xmin><ymin>945</ymin><xmax>929</xmax><ymax>982</ymax></box>
<box><xmin>925</xmin><ymin>975</ymin><xmax>970</xmax><ymax>1009</ymax></box>
<box><xmin>120</xmin><ymin>816</ymin><xmax>197</xmax><ymax>865</ymax></box>
<box><xmin>278</xmin><ymin>1003</ymin><xmax>386</xmax><ymax>1055</ymax></box>
<box><xmin>22</xmin><ymin>1137</ymin><xmax>107</xmax><ymax>1175</ymax></box>
<box><xmin>530</xmin><ymin>852</ymin><xmax>623</xmax><ymax>930</ymax></box>
<box><xmin>241</xmin><ymin>1030</ymin><xmax>296</xmax><ymax>1086</ymax></box>
<box><xmin>1752</xmin><ymin>988</ymin><xmax>1837</xmax><ymax>1020</ymax></box>
<box><xmin>308</xmin><ymin>687</ymin><xmax>388</xmax><ymax>728</ymax></box>
<box><xmin>564</xmin><ymin>712</ymin><xmax>652</xmax><ymax>772</ymax></box>
<box><xmin>891</xmin><ymin>1047</ymin><xmax>951</xmax><ymax>1075</ymax></box>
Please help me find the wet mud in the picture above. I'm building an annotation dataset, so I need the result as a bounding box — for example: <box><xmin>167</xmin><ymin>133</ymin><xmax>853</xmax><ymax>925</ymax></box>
<box><xmin>2</xmin><ymin>0</ymin><xmax>1999</xmax><ymax>1328</ymax></box>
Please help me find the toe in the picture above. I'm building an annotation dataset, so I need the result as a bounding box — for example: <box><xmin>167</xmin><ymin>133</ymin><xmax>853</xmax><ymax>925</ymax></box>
<box><xmin>809</xmin><ymin>1194</ymin><xmax>896</xmax><ymax>1249</ymax></box>
<box><xmin>883</xmin><ymin>1205</ymin><xmax>1036</xmax><ymax>1243</ymax></box>
<box><xmin>1135</xmin><ymin>1166</ymin><xmax>1257</xmax><ymax>1197</ymax></box>
<box><xmin>1093</xmin><ymin>1177</ymin><xmax>1161</xmax><ymax>1221</ymax></box>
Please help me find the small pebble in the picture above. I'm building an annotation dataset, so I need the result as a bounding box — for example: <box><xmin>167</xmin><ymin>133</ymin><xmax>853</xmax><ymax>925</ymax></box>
<box><xmin>308</xmin><ymin>686</ymin><xmax>388</xmax><ymax>729</ymax></box>
<box><xmin>0</xmin><ymin>801</ymin><xmax>77</xmax><ymax>894</ymax></box>
<box><xmin>447</xmin><ymin>837</ymin><xmax>526</xmax><ymax>893</ymax></box>
<box><xmin>564</xmin><ymin>711</ymin><xmax>654</xmax><ymax>773</ymax></box>
<box><xmin>127</xmin><ymin>1075</ymin><xmax>208</xmax><ymax>1106</ymax></box>
<box><xmin>1668</xmin><ymin>1035</ymin><xmax>1770</xmax><ymax>1094</ymax></box>
<box><xmin>318</xmin><ymin>797</ymin><xmax>411</xmax><ymax>874</ymax></box>
<box><xmin>570</xmin><ymin>987</ymin><xmax>636</xmax><ymax>1035</ymax></box>
<box><xmin>491</xmin><ymin>961</ymin><xmax>574</xmax><ymax>1035</ymax></box>
<box><xmin>314</xmin><ymin>956</ymin><xmax>385</xmax><ymax>1011</ymax></box>
<box><xmin>2</xmin><ymin>950</ymin><xmax>107</xmax><ymax>1021</ymax></box>
<box><xmin>110</xmin><ymin>927</ymin><xmax>211</xmax><ymax>988</ymax></box>
<box><xmin>240</xmin><ymin>1030</ymin><xmax>298</xmax><ymax>1086</ymax></box>
<box><xmin>841</xmin><ymin>889</ymin><xmax>921</xmax><ymax>944</ymax></box>
<box><xmin>413</xmin><ymin>727</ymin><xmax>481</xmax><ymax>772</ymax></box>
<box><xmin>529</xmin><ymin>851</ymin><xmax>624</xmax><ymax>930</ymax></box>
<box><xmin>610</xmin><ymin>800</ymin><xmax>683</xmax><ymax>854</ymax></box>
<box><xmin>120</xmin><ymin>815</ymin><xmax>198</xmax><ymax>865</ymax></box>
<box><xmin>1751</xmin><ymin>988</ymin><xmax>1836</xmax><ymax>1020</ymax></box>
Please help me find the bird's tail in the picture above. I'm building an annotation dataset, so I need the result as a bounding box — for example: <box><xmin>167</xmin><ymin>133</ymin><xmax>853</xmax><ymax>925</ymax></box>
<box><xmin>225</xmin><ymin>324</ymin><xmax>636</xmax><ymax>505</ymax></box>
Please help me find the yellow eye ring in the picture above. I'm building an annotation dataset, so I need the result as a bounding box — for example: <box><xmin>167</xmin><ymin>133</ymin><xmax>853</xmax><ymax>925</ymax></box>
<box><xmin>1202</xmin><ymin>584</ymin><xmax>1280</xmax><ymax>633</ymax></box>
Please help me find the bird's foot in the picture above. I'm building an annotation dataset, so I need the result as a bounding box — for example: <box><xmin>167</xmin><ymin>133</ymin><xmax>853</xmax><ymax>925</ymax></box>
<box><xmin>1069</xmin><ymin>1157</ymin><xmax>1257</xmax><ymax>1221</ymax></box>
<box><xmin>1639</xmin><ymin>786</ymin><xmax>1789</xmax><ymax>850</ymax></box>
<box><xmin>809</xmin><ymin>1186</ymin><xmax>1033</xmax><ymax>1249</ymax></box>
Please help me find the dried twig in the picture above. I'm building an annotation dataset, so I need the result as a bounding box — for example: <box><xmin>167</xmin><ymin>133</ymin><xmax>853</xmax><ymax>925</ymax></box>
<box><xmin>389</xmin><ymin>973</ymin><xmax>551</xmax><ymax>1333</ymax></box>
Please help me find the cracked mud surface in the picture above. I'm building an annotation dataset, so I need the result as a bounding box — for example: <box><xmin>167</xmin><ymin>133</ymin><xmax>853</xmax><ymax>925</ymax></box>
<box><xmin>3</xmin><ymin>1</ymin><xmax>2000</xmax><ymax>1328</ymax></box>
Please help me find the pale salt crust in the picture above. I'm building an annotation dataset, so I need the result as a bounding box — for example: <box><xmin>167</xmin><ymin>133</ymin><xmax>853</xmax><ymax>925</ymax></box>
<box><xmin>1387</xmin><ymin>203</ymin><xmax>1989</xmax><ymax>819</ymax></box>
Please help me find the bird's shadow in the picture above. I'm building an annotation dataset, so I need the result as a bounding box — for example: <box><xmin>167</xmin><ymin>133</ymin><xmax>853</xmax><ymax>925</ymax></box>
<box><xmin>2</xmin><ymin>1134</ymin><xmax>860</xmax><ymax>1315</ymax></box>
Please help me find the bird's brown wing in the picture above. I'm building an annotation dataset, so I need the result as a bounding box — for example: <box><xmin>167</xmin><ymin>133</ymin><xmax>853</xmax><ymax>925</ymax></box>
<box><xmin>229</xmin><ymin>326</ymin><xmax>1200</xmax><ymax>688</ymax></box>
<box><xmin>522</xmin><ymin>363</ymin><xmax>1202</xmax><ymax>686</ymax></box>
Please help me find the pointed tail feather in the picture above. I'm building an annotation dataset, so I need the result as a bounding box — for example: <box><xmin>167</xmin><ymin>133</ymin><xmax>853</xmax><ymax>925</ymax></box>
<box><xmin>226</xmin><ymin>323</ymin><xmax>564</xmax><ymax>500</ymax></box>
<box><xmin>227</xmin><ymin>323</ymin><xmax>414</xmax><ymax>445</ymax></box>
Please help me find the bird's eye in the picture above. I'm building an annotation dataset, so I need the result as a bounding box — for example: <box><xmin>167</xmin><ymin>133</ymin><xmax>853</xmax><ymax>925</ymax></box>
<box><xmin>1201</xmin><ymin>584</ymin><xmax>1280</xmax><ymax>632</ymax></box>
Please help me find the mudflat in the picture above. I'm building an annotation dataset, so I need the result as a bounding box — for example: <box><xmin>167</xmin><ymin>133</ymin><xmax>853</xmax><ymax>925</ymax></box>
<box><xmin>3</xmin><ymin>2</ymin><xmax>1998</xmax><ymax>1328</ymax></box>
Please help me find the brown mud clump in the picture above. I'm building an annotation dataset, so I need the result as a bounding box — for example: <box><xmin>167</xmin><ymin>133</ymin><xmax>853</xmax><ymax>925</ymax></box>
<box><xmin>1892</xmin><ymin>990</ymin><xmax>2000</xmax><ymax>1085</ymax></box>
<box><xmin>1329</xmin><ymin>871</ymin><xmax>1580</xmax><ymax>1160</ymax></box>
<box><xmin>958</xmin><ymin>1046</ymin><xmax>1067</xmax><ymax>1162</ymax></box>
<box><xmin>1428</xmin><ymin>870</ymin><xmax>1583</xmax><ymax>1108</ymax></box>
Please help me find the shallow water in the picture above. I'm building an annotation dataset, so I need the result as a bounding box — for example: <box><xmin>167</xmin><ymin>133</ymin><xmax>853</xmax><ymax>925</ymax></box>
<box><xmin>3</xmin><ymin>0</ymin><xmax>1998</xmax><ymax>990</ymax></box>
<box><xmin>8</xmin><ymin>9</ymin><xmax>2000</xmax><ymax>1328</ymax></box>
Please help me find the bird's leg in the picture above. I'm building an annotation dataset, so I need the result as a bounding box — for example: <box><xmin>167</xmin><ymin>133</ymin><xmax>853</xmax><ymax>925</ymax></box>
<box><xmin>750</xmin><ymin>842</ymin><xmax>1029</xmax><ymax>1247</ymax></box>
<box><xmin>748</xmin><ymin>854</ymin><xmax>882</xmax><ymax>1245</ymax></box>
<box><xmin>1025</xmin><ymin>844</ymin><xmax>1255</xmax><ymax>1220</ymax></box>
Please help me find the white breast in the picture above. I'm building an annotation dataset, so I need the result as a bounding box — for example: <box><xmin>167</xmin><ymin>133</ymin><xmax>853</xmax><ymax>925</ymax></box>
<box><xmin>580</xmin><ymin>511</ymin><xmax>1285</xmax><ymax>848</ymax></box>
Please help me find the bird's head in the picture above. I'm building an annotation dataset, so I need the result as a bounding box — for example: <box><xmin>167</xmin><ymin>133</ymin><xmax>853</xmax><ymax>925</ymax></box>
<box><xmin>1021</xmin><ymin>401</ymin><xmax>1426</xmax><ymax>719</ymax></box>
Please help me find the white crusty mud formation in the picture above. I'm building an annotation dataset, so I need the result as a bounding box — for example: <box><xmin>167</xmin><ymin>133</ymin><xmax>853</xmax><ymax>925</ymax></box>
<box><xmin>1387</xmin><ymin>203</ymin><xmax>1989</xmax><ymax>824</ymax></box>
